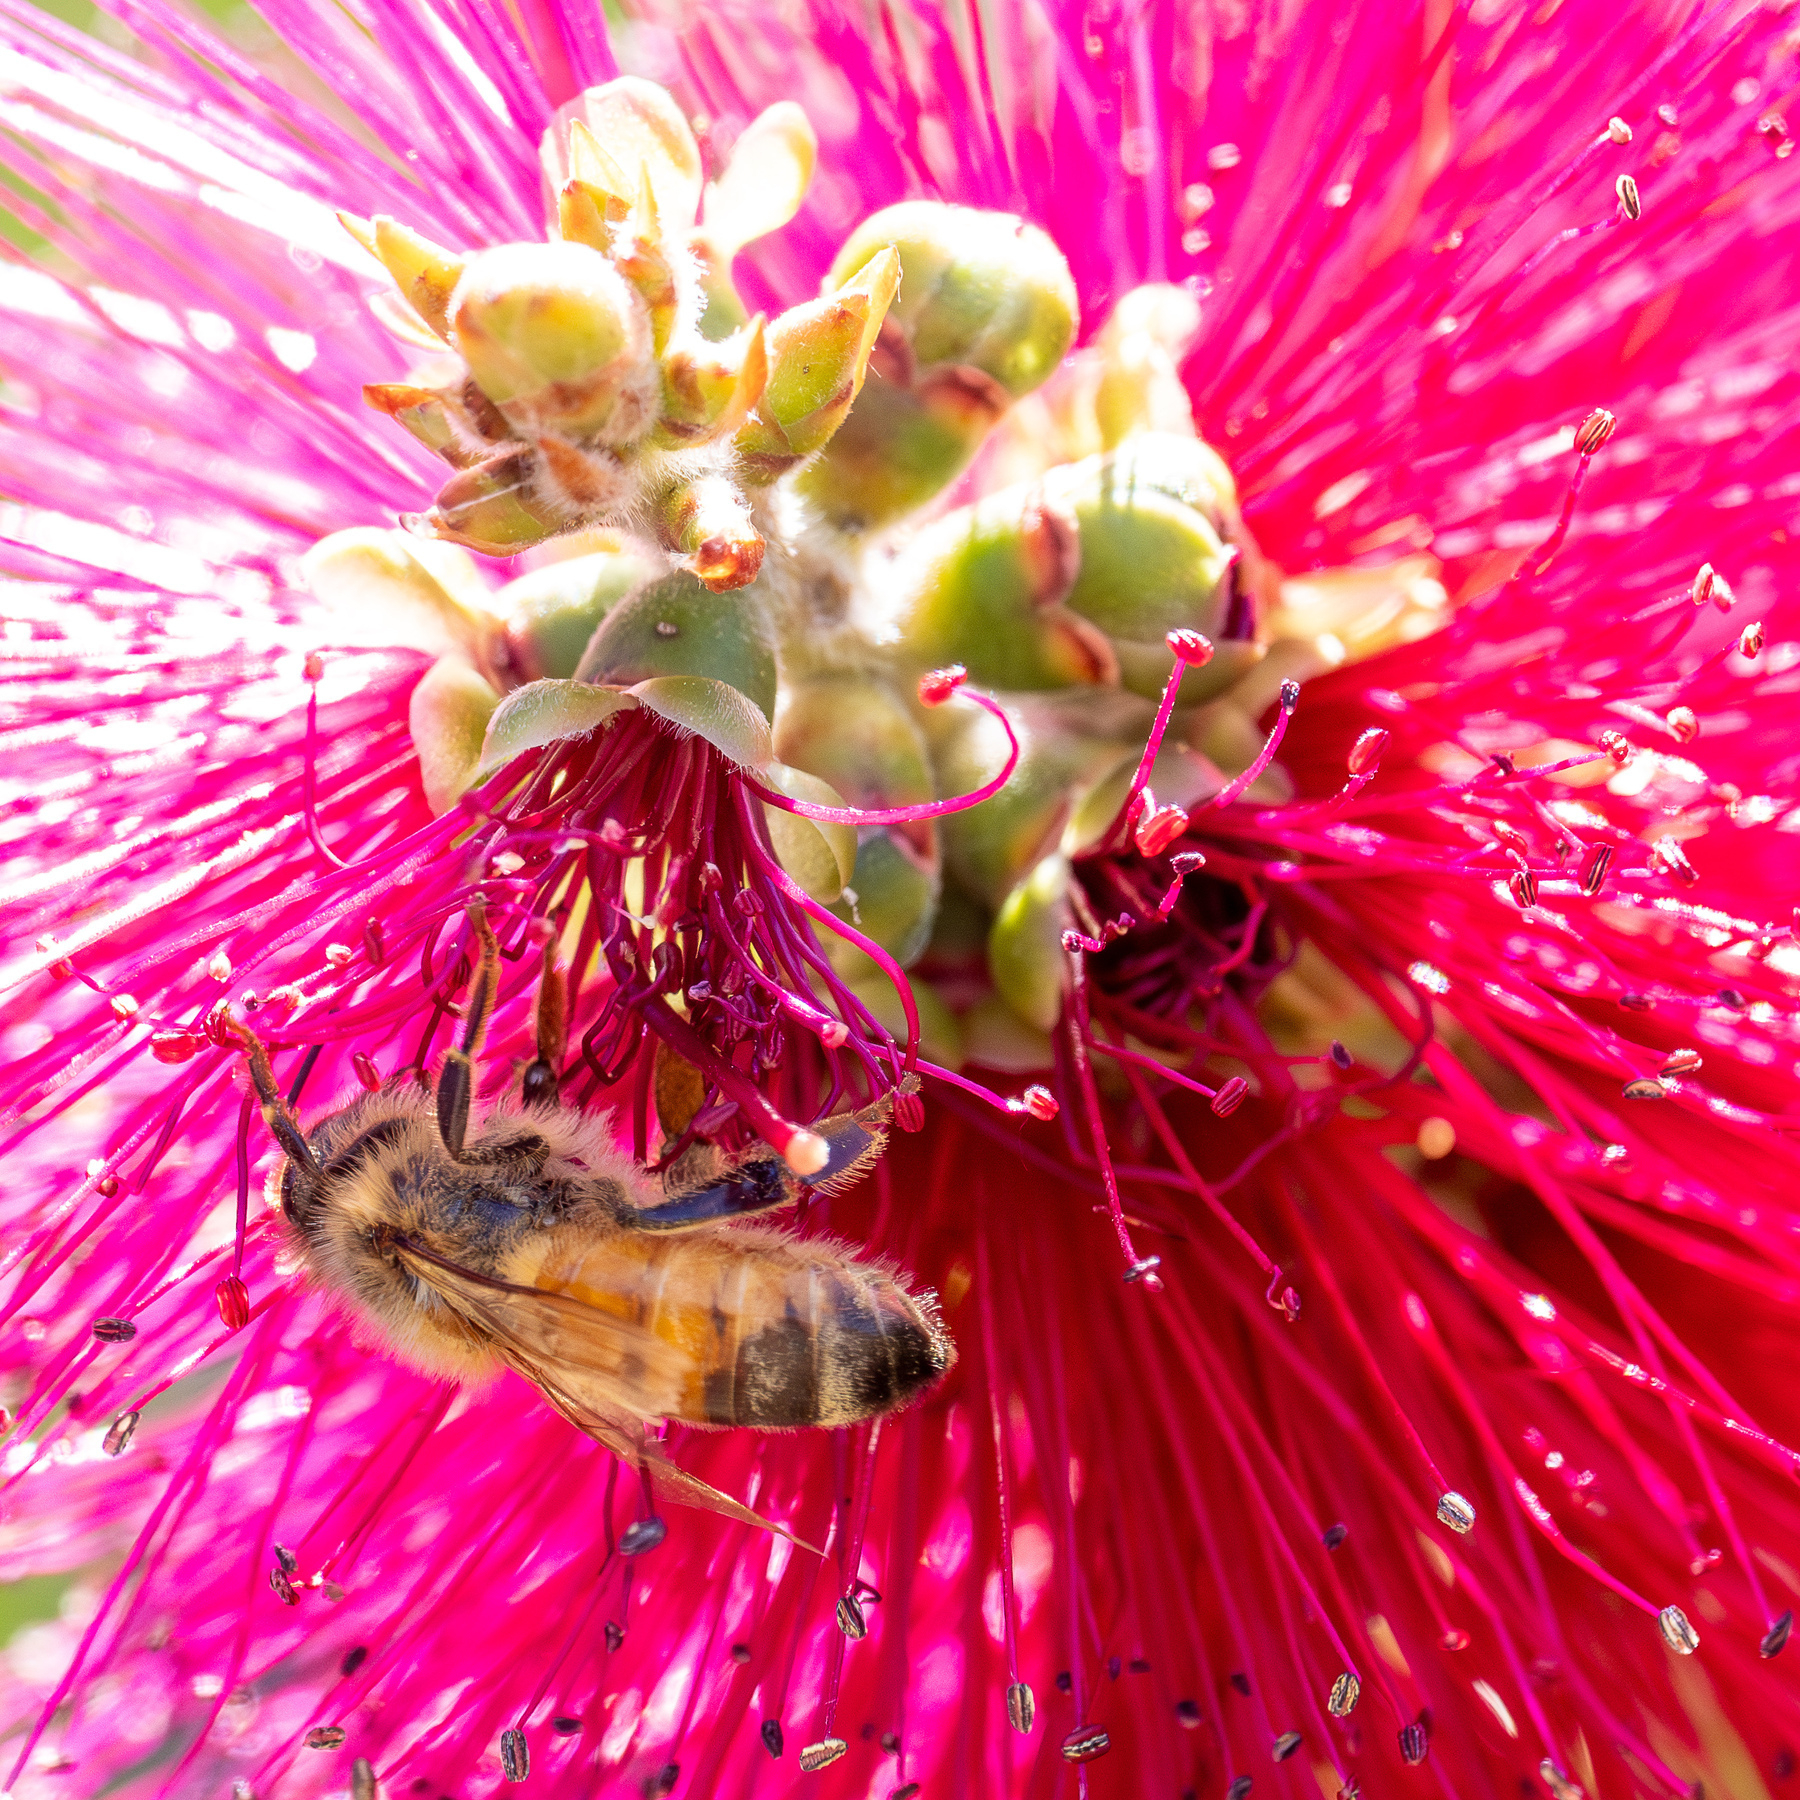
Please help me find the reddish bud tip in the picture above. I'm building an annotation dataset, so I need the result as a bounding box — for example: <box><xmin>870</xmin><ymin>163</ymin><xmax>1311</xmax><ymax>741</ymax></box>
<box><xmin>1210</xmin><ymin>1075</ymin><xmax>1250</xmax><ymax>1117</ymax></box>
<box><xmin>303</xmin><ymin>651</ymin><xmax>325</xmax><ymax>682</ymax></box>
<box><xmin>1134</xmin><ymin>803</ymin><xmax>1190</xmax><ymax>857</ymax></box>
<box><xmin>1165</xmin><ymin>628</ymin><xmax>1215</xmax><ymax>667</ymax></box>
<box><xmin>149</xmin><ymin>1029</ymin><xmax>202</xmax><ymax>1065</ymax></box>
<box><xmin>1347</xmin><ymin>727</ymin><xmax>1391</xmax><ymax>775</ymax></box>
<box><xmin>892</xmin><ymin>1090</ymin><xmax>925</xmax><ymax>1133</ymax></box>
<box><xmin>216</xmin><ymin>1274</ymin><xmax>251</xmax><ymax>1332</ymax></box>
<box><xmin>1691</xmin><ymin>562</ymin><xmax>1716</xmax><ymax>607</ymax></box>
<box><xmin>1574</xmin><ymin>407</ymin><xmax>1617</xmax><ymax>454</ymax></box>
<box><xmin>1741</xmin><ymin>619</ymin><xmax>1766</xmax><ymax>658</ymax></box>
<box><xmin>352</xmin><ymin>1051</ymin><xmax>382</xmax><ymax>1092</ymax></box>
<box><xmin>917</xmin><ymin>665</ymin><xmax>968</xmax><ymax>706</ymax></box>
<box><xmin>1021</xmin><ymin>1084</ymin><xmax>1059</xmax><ymax>1122</ymax></box>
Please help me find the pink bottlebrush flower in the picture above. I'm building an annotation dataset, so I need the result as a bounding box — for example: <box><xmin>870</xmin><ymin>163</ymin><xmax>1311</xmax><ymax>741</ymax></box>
<box><xmin>4</xmin><ymin>3</ymin><xmax>1800</xmax><ymax>1800</ymax></box>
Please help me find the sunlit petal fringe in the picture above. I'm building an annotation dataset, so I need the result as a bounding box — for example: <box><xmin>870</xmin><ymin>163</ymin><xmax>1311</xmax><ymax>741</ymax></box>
<box><xmin>3</xmin><ymin>2</ymin><xmax>1800</xmax><ymax>1799</ymax></box>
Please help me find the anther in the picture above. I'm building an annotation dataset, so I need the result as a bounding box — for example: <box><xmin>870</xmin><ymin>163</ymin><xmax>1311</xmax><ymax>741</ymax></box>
<box><xmin>1658</xmin><ymin>1603</ymin><xmax>1700</xmax><ymax>1654</ymax></box>
<box><xmin>1272</xmin><ymin>1732</ymin><xmax>1303</xmax><ymax>1762</ymax></box>
<box><xmin>1441</xmin><ymin>1627</ymin><xmax>1470</xmax><ymax>1650</ymax></box>
<box><xmin>93</xmin><ymin>1317</ymin><xmax>137</xmax><ymax>1344</ymax></box>
<box><xmin>1615</xmin><ymin>173</ymin><xmax>1642</xmax><ymax>219</ymax></box>
<box><xmin>269</xmin><ymin>1566</ymin><xmax>298</xmax><ymax>1606</ymax></box>
<box><xmin>150</xmin><ymin>1029</ymin><xmax>201</xmax><ymax>1064</ymax></box>
<box><xmin>880</xmin><ymin>1730</ymin><xmax>901</xmax><ymax>1752</ymax></box>
<box><xmin>552</xmin><ymin>1716</ymin><xmax>582</xmax><ymax>1735</ymax></box>
<box><xmin>1007</xmin><ymin>1681</ymin><xmax>1036</xmax><ymax>1733</ymax></box>
<box><xmin>1347</xmin><ymin>727</ymin><xmax>1390</xmax><ymax>775</ymax></box>
<box><xmin>836</xmin><ymin>1594</ymin><xmax>868</xmax><ymax>1639</ymax></box>
<box><xmin>1019</xmin><ymin>1084</ymin><xmax>1059</xmax><ymax>1121</ymax></box>
<box><xmin>1574</xmin><ymin>409</ymin><xmax>1617</xmax><ymax>455</ymax></box>
<box><xmin>1229</xmin><ymin>1777</ymin><xmax>1254</xmax><ymax>1799</ymax></box>
<box><xmin>604</xmin><ymin>1620</ymin><xmax>625</xmax><ymax>1652</ymax></box>
<box><xmin>1607</xmin><ymin>116</ymin><xmax>1633</xmax><ymax>144</ymax></box>
<box><xmin>208</xmin><ymin>951</ymin><xmax>232</xmax><ymax>982</ymax></box>
<box><xmin>1169</xmin><ymin>851</ymin><xmax>1205</xmax><ymax>877</ymax></box>
<box><xmin>1648</xmin><ymin>837</ymin><xmax>1699</xmax><ymax>884</ymax></box>
<box><xmin>799</xmin><ymin>1737</ymin><xmax>847</xmax><ymax>1772</ymax></box>
<box><xmin>1123</xmin><ymin>1256</ymin><xmax>1163</xmax><ymax>1285</ymax></box>
<box><xmin>1327</xmin><ymin>1672</ymin><xmax>1360</xmax><ymax>1717</ymax></box>
<box><xmin>1691</xmin><ymin>563</ymin><xmax>1716</xmax><ymax>607</ymax></box>
<box><xmin>103</xmin><ymin>1410</ymin><xmax>140</xmax><ymax>1456</ymax></box>
<box><xmin>892</xmin><ymin>1785</ymin><xmax>920</xmax><ymax>1800</ymax></box>
<box><xmin>1740</xmin><ymin>620</ymin><xmax>1765</xmax><ymax>658</ymax></box>
<box><xmin>1666</xmin><ymin>706</ymin><xmax>1699</xmax><ymax>743</ymax></box>
<box><xmin>918</xmin><ymin>665</ymin><xmax>969</xmax><ymax>706</ymax></box>
<box><xmin>1578</xmin><ymin>842</ymin><xmax>1614</xmax><ymax>895</ymax></box>
<box><xmin>1060</xmin><ymin>1724</ymin><xmax>1111</xmax><ymax>1763</ymax></box>
<box><xmin>892</xmin><ymin>1089</ymin><xmax>926</xmax><ymax>1133</ymax></box>
<box><xmin>341</xmin><ymin>1646</ymin><xmax>368</xmax><ymax>1677</ymax></box>
<box><xmin>1278</xmin><ymin>678</ymin><xmax>1300</xmax><ymax>714</ymax></box>
<box><xmin>305</xmin><ymin>1727</ymin><xmax>347</xmax><ymax>1750</ymax></box>
<box><xmin>619</xmin><ymin>1517</ymin><xmax>667</xmax><ymax>1556</ymax></box>
<box><xmin>1210</xmin><ymin>1076</ymin><xmax>1250</xmax><ymax>1117</ymax></box>
<box><xmin>1167</xmin><ymin>628</ymin><xmax>1215</xmax><ymax>666</ymax></box>
<box><xmin>761</xmin><ymin>1720</ymin><xmax>784</xmax><ymax>1758</ymax></box>
<box><xmin>1509</xmin><ymin>870</ymin><xmax>1538</xmax><ymax>909</ymax></box>
<box><xmin>1135</xmin><ymin>803</ymin><xmax>1190</xmax><ymax>856</ymax></box>
<box><xmin>1398</xmin><ymin>1723</ymin><xmax>1429</xmax><ymax>1765</ymax></box>
<box><xmin>1436</xmin><ymin>1491</ymin><xmax>1476</xmax><ymax>1534</ymax></box>
<box><xmin>353</xmin><ymin>1052</ymin><xmax>381</xmax><ymax>1092</ymax></box>
<box><xmin>500</xmin><ymin>1727</ymin><xmax>530</xmax><ymax>1781</ymax></box>
<box><xmin>1175</xmin><ymin>1699</ymin><xmax>1202</xmax><ymax>1729</ymax></box>
<box><xmin>1597</xmin><ymin>729</ymin><xmax>1631</xmax><ymax>765</ymax></box>
<box><xmin>1329</xmin><ymin>1041</ymin><xmax>1352</xmax><ymax>1070</ymax></box>
<box><xmin>1659</xmin><ymin>1049</ymin><xmax>1702</xmax><ymax>1077</ymax></box>
<box><xmin>215</xmin><ymin>1276</ymin><xmax>251</xmax><ymax>1332</ymax></box>
<box><xmin>1762</xmin><ymin>1611</ymin><xmax>1794</xmax><ymax>1658</ymax></box>
<box><xmin>110</xmin><ymin>994</ymin><xmax>141</xmax><ymax>1021</ymax></box>
<box><xmin>1622</xmin><ymin>1077</ymin><xmax>1667</xmax><ymax>1099</ymax></box>
<box><xmin>1322</xmin><ymin>1522</ymin><xmax>1348</xmax><ymax>1549</ymax></box>
<box><xmin>351</xmin><ymin>1758</ymin><xmax>376</xmax><ymax>1800</ymax></box>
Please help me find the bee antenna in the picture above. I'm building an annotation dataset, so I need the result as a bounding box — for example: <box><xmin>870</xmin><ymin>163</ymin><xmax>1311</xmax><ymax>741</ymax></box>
<box><xmin>217</xmin><ymin>1012</ymin><xmax>323</xmax><ymax>1178</ymax></box>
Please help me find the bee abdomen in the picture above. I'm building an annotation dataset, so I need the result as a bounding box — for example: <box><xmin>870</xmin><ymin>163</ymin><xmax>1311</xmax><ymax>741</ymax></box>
<box><xmin>719</xmin><ymin>1262</ymin><xmax>950</xmax><ymax>1430</ymax></box>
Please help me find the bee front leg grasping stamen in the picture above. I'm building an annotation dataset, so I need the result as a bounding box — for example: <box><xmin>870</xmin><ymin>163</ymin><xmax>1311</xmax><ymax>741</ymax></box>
<box><xmin>521</xmin><ymin>934</ymin><xmax>567</xmax><ymax>1109</ymax></box>
<box><xmin>216</xmin><ymin>1011</ymin><xmax>323</xmax><ymax>1193</ymax></box>
<box><xmin>437</xmin><ymin>902</ymin><xmax>500</xmax><ymax>1161</ymax></box>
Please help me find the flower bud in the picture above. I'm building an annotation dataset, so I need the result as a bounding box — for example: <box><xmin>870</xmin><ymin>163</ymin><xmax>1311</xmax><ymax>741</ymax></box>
<box><xmin>409</xmin><ymin>654</ymin><xmax>501</xmax><ymax>814</ymax></box>
<box><xmin>496</xmin><ymin>548</ymin><xmax>655</xmax><ymax>682</ymax></box>
<box><xmin>760</xmin><ymin>762</ymin><xmax>857</xmax><ymax>903</ymax></box>
<box><xmin>650</xmin><ymin>472</ymin><xmax>764</xmax><ymax>593</ymax></box>
<box><xmin>826</xmin><ymin>832</ymin><xmax>941</xmax><ymax>973</ymax></box>
<box><xmin>576</xmin><ymin>572</ymin><xmax>779</xmax><ymax>719</ymax></box>
<box><xmin>301</xmin><ymin>526</ymin><xmax>501</xmax><ymax>672</ymax></box>
<box><xmin>547</xmin><ymin>79</ymin><xmax>704</xmax><ymax>231</ymax></box>
<box><xmin>362</xmin><ymin>381</ymin><xmax>475</xmax><ymax>465</ymax></box>
<box><xmin>734</xmin><ymin>247</ymin><xmax>900</xmax><ymax>480</ymax></box>
<box><xmin>798</xmin><ymin>203</ymin><xmax>1078</xmax><ymax>530</ymax></box>
<box><xmin>655</xmin><ymin>317</ymin><xmax>768</xmax><ymax>447</ymax></box>
<box><xmin>1092</xmin><ymin>282</ymin><xmax>1202</xmax><ymax>447</ymax></box>
<box><xmin>340</xmin><ymin>212</ymin><xmax>464</xmax><ymax>337</ymax></box>
<box><xmin>989</xmin><ymin>853</ymin><xmax>1072</xmax><ymax>1032</ymax></box>
<box><xmin>418</xmin><ymin>448</ymin><xmax>574</xmax><ymax>557</ymax></box>
<box><xmin>450</xmin><ymin>242</ymin><xmax>656</xmax><ymax>441</ymax></box>
<box><xmin>701</xmin><ymin>102</ymin><xmax>818</xmax><ymax>261</ymax></box>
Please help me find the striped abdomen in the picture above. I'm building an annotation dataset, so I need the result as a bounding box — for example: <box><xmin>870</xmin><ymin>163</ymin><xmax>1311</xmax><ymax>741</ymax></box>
<box><xmin>535</xmin><ymin>1226</ymin><xmax>952</xmax><ymax>1428</ymax></box>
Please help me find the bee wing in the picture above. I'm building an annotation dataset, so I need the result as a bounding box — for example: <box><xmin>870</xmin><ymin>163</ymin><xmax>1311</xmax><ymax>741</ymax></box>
<box><xmin>392</xmin><ymin>1237</ymin><xmax>817</xmax><ymax>1547</ymax></box>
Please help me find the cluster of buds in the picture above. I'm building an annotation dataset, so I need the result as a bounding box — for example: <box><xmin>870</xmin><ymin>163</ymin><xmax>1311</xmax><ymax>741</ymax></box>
<box><xmin>348</xmin><ymin>79</ymin><xmax>896</xmax><ymax>589</ymax></box>
<box><xmin>329</xmin><ymin>76</ymin><xmax>1387</xmax><ymax>1058</ymax></box>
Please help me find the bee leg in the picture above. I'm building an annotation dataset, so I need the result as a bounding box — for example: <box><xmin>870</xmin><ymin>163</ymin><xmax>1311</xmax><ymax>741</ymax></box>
<box><xmin>217</xmin><ymin>1014</ymin><xmax>323</xmax><ymax>1183</ymax></box>
<box><xmin>792</xmin><ymin>1104</ymin><xmax>890</xmax><ymax>1198</ymax></box>
<box><xmin>521</xmin><ymin>937</ymin><xmax>566</xmax><ymax>1108</ymax></box>
<box><xmin>437</xmin><ymin>901</ymin><xmax>499</xmax><ymax>1161</ymax></box>
<box><xmin>629</xmin><ymin>1156</ymin><xmax>796</xmax><ymax>1232</ymax></box>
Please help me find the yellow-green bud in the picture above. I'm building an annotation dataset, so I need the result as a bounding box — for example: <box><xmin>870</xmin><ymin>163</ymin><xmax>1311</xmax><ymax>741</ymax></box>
<box><xmin>301</xmin><ymin>527</ymin><xmax>501</xmax><ymax>675</ymax></box>
<box><xmin>575</xmin><ymin>571</ymin><xmax>779</xmax><ymax>720</ymax></box>
<box><xmin>649</xmin><ymin>472</ymin><xmax>764</xmax><ymax>594</ymax></box>
<box><xmin>494</xmin><ymin>548</ymin><xmax>655</xmax><ymax>682</ymax></box>
<box><xmin>362</xmin><ymin>382</ymin><xmax>478</xmax><ymax>467</ymax></box>
<box><xmin>340</xmin><ymin>212</ymin><xmax>464</xmax><ymax>338</ymax></box>
<box><xmin>988</xmin><ymin>852</ymin><xmax>1071</xmax><ymax>1034</ymax></box>
<box><xmin>774</xmin><ymin>673</ymin><xmax>935</xmax><ymax>812</ymax></box>
<box><xmin>409</xmin><ymin>654</ymin><xmax>500</xmax><ymax>814</ymax></box>
<box><xmin>656</xmin><ymin>317</ymin><xmax>768</xmax><ymax>447</ymax></box>
<box><xmin>416</xmin><ymin>448</ymin><xmax>570</xmax><ymax>557</ymax></box>
<box><xmin>798</xmin><ymin>203</ymin><xmax>1077</xmax><ymax>531</ymax></box>
<box><xmin>760</xmin><ymin>762</ymin><xmax>857</xmax><ymax>904</ymax></box>
<box><xmin>1092</xmin><ymin>284</ymin><xmax>1202</xmax><ymax>448</ymax></box>
<box><xmin>553</xmin><ymin>79</ymin><xmax>704</xmax><ymax>233</ymax></box>
<box><xmin>450</xmin><ymin>242</ymin><xmax>656</xmax><ymax>442</ymax></box>
<box><xmin>827</xmin><ymin>832</ymin><xmax>940</xmax><ymax>974</ymax></box>
<box><xmin>735</xmin><ymin>248</ymin><xmax>899</xmax><ymax>481</ymax></box>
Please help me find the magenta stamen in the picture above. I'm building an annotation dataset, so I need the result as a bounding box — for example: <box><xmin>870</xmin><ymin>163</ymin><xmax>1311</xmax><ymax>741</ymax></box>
<box><xmin>747</xmin><ymin>684</ymin><xmax>1020</xmax><ymax>827</ymax></box>
<box><xmin>303</xmin><ymin>673</ymin><xmax>350</xmax><ymax>872</ymax></box>
<box><xmin>1089</xmin><ymin>629</ymin><xmax>1213</xmax><ymax>858</ymax></box>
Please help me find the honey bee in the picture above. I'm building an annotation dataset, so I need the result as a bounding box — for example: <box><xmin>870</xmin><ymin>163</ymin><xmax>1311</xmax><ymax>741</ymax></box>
<box><xmin>223</xmin><ymin>905</ymin><xmax>952</xmax><ymax>1535</ymax></box>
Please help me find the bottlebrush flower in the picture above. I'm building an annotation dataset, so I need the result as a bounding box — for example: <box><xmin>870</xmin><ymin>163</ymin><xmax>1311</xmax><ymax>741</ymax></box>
<box><xmin>4</xmin><ymin>3</ymin><xmax>1800</xmax><ymax>1800</ymax></box>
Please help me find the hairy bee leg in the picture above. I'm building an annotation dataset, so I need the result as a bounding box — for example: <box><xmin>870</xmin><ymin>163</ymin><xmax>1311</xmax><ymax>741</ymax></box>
<box><xmin>796</xmin><ymin>1106</ymin><xmax>890</xmax><ymax>1197</ymax></box>
<box><xmin>218</xmin><ymin>1015</ymin><xmax>323</xmax><ymax>1179</ymax></box>
<box><xmin>437</xmin><ymin>901</ymin><xmax>500</xmax><ymax>1161</ymax></box>
<box><xmin>521</xmin><ymin>938</ymin><xmax>566</xmax><ymax>1108</ymax></box>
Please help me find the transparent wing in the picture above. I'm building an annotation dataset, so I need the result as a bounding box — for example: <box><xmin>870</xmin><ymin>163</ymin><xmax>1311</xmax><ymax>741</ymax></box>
<box><xmin>392</xmin><ymin>1236</ymin><xmax>814</xmax><ymax>1543</ymax></box>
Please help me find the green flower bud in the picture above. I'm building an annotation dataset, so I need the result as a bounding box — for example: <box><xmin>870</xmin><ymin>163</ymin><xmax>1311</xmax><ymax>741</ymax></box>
<box><xmin>629</xmin><ymin>676</ymin><xmax>773</xmax><ymax>768</ymax></box>
<box><xmin>301</xmin><ymin>526</ymin><xmax>501</xmax><ymax>674</ymax></box>
<box><xmin>450</xmin><ymin>242</ymin><xmax>656</xmax><ymax>442</ymax></box>
<box><xmin>417</xmin><ymin>448</ymin><xmax>570</xmax><ymax>557</ymax></box>
<box><xmin>826</xmin><ymin>831</ymin><xmax>940</xmax><ymax>974</ymax></box>
<box><xmin>340</xmin><ymin>212</ymin><xmax>464</xmax><ymax>338</ymax></box>
<box><xmin>575</xmin><ymin>571</ymin><xmax>779</xmax><ymax>720</ymax></box>
<box><xmin>650</xmin><ymin>472</ymin><xmax>764</xmax><ymax>593</ymax></box>
<box><xmin>734</xmin><ymin>248</ymin><xmax>899</xmax><ymax>481</ymax></box>
<box><xmin>655</xmin><ymin>316</ymin><xmax>767</xmax><ymax>447</ymax></box>
<box><xmin>495</xmin><ymin>548</ymin><xmax>655</xmax><ymax>682</ymax></box>
<box><xmin>1092</xmin><ymin>284</ymin><xmax>1202</xmax><ymax>448</ymax></box>
<box><xmin>1061</xmin><ymin>739</ymin><xmax>1225</xmax><ymax>857</ymax></box>
<box><xmin>551</xmin><ymin>79</ymin><xmax>704</xmax><ymax>234</ymax></box>
<box><xmin>409</xmin><ymin>654</ymin><xmax>500</xmax><ymax>814</ymax></box>
<box><xmin>475</xmin><ymin>679</ymin><xmax>639</xmax><ymax>782</ymax></box>
<box><xmin>798</xmin><ymin>202</ymin><xmax>1077</xmax><ymax>531</ymax></box>
<box><xmin>760</xmin><ymin>762</ymin><xmax>857</xmax><ymax>904</ymax></box>
<box><xmin>361</xmin><ymin>382</ymin><xmax>475</xmax><ymax>466</ymax></box>
<box><xmin>843</xmin><ymin>970</ymin><xmax>963</xmax><ymax>1071</ymax></box>
<box><xmin>988</xmin><ymin>852</ymin><xmax>1071</xmax><ymax>1034</ymax></box>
